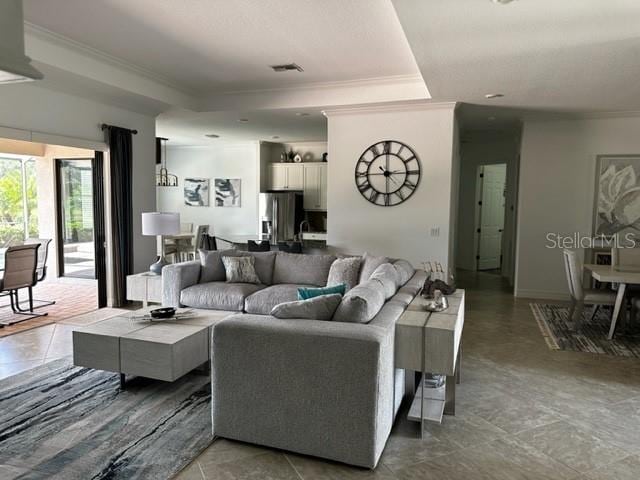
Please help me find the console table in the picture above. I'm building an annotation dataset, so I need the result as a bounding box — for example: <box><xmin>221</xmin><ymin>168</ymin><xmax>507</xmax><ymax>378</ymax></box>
<box><xmin>395</xmin><ymin>289</ymin><xmax>464</xmax><ymax>439</ymax></box>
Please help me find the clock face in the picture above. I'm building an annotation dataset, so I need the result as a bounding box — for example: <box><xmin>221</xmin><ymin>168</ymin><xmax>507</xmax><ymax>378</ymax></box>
<box><xmin>354</xmin><ymin>140</ymin><xmax>421</xmax><ymax>206</ymax></box>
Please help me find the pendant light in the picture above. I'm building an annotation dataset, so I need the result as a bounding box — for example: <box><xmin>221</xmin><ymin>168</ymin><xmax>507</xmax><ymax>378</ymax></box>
<box><xmin>156</xmin><ymin>137</ymin><xmax>178</xmax><ymax>187</ymax></box>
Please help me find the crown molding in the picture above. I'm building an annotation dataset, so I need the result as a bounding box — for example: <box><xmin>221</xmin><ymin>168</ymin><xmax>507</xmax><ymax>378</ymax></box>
<box><xmin>322</xmin><ymin>100</ymin><xmax>457</xmax><ymax>117</ymax></box>
<box><xmin>24</xmin><ymin>22</ymin><xmax>195</xmax><ymax>97</ymax></box>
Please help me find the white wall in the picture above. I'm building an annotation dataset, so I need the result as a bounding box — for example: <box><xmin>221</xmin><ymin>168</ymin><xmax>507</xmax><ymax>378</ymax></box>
<box><xmin>326</xmin><ymin>102</ymin><xmax>457</xmax><ymax>271</ymax></box>
<box><xmin>156</xmin><ymin>144</ymin><xmax>260</xmax><ymax>236</ymax></box>
<box><xmin>0</xmin><ymin>83</ymin><xmax>157</xmax><ymax>277</ymax></box>
<box><xmin>456</xmin><ymin>134</ymin><xmax>521</xmax><ymax>282</ymax></box>
<box><xmin>516</xmin><ymin>115</ymin><xmax>640</xmax><ymax>299</ymax></box>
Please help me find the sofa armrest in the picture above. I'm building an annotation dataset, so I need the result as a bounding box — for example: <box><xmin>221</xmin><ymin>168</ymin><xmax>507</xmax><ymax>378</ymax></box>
<box><xmin>161</xmin><ymin>261</ymin><xmax>201</xmax><ymax>307</ymax></box>
<box><xmin>211</xmin><ymin>315</ymin><xmax>395</xmax><ymax>468</ymax></box>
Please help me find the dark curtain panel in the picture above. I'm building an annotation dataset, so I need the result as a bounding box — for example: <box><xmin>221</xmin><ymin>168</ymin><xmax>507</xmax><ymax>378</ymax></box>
<box><xmin>106</xmin><ymin>127</ymin><xmax>133</xmax><ymax>307</ymax></box>
<box><xmin>92</xmin><ymin>151</ymin><xmax>108</xmax><ymax>308</ymax></box>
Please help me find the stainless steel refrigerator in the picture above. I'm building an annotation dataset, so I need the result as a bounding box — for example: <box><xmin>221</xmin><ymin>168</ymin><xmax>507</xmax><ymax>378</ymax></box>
<box><xmin>258</xmin><ymin>191</ymin><xmax>304</xmax><ymax>244</ymax></box>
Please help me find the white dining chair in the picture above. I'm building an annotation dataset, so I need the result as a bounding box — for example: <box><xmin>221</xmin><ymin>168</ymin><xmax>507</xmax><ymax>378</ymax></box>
<box><xmin>563</xmin><ymin>249</ymin><xmax>617</xmax><ymax>329</ymax></box>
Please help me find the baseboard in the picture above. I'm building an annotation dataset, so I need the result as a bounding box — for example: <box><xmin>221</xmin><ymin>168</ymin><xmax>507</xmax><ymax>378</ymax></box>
<box><xmin>515</xmin><ymin>289</ymin><xmax>569</xmax><ymax>301</ymax></box>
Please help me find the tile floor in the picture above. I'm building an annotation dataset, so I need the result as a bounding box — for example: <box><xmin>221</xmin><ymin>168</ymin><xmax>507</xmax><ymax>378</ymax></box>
<box><xmin>0</xmin><ymin>277</ymin><xmax>97</xmax><ymax>337</ymax></box>
<box><xmin>1</xmin><ymin>271</ymin><xmax>639</xmax><ymax>479</ymax></box>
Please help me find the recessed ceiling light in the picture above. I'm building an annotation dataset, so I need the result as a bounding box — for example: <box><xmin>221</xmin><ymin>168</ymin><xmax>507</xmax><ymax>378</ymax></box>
<box><xmin>485</xmin><ymin>93</ymin><xmax>504</xmax><ymax>99</ymax></box>
<box><xmin>488</xmin><ymin>116</ymin><xmax>496</xmax><ymax>121</ymax></box>
<box><xmin>270</xmin><ymin>63</ymin><xmax>304</xmax><ymax>72</ymax></box>
<box><xmin>491</xmin><ymin>0</ymin><xmax>517</xmax><ymax>4</ymax></box>
<box><xmin>272</xmin><ymin>136</ymin><xmax>280</xmax><ymax>139</ymax></box>
<box><xmin>238</xmin><ymin>118</ymin><xmax>249</xmax><ymax>123</ymax></box>
<box><xmin>296</xmin><ymin>112</ymin><xmax>310</xmax><ymax>117</ymax></box>
<box><xmin>205</xmin><ymin>133</ymin><xmax>220</xmax><ymax>138</ymax></box>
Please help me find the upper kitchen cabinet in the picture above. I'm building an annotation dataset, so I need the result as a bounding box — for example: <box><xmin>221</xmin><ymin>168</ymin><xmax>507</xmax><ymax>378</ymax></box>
<box><xmin>303</xmin><ymin>163</ymin><xmax>327</xmax><ymax>211</ymax></box>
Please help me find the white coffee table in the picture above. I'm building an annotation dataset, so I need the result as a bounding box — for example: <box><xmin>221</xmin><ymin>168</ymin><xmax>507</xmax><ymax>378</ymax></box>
<box><xmin>72</xmin><ymin>309</ymin><xmax>233</xmax><ymax>388</ymax></box>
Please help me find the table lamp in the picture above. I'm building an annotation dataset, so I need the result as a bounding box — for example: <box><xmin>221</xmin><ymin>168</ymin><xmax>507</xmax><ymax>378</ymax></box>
<box><xmin>142</xmin><ymin>212</ymin><xmax>180</xmax><ymax>274</ymax></box>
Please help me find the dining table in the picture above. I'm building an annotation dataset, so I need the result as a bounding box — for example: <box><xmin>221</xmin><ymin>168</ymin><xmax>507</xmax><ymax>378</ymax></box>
<box><xmin>583</xmin><ymin>263</ymin><xmax>640</xmax><ymax>339</ymax></box>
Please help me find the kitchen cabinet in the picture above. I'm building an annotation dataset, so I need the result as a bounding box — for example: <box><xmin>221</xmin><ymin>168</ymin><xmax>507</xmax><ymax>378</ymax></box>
<box><xmin>269</xmin><ymin>164</ymin><xmax>304</xmax><ymax>190</ymax></box>
<box><xmin>269</xmin><ymin>163</ymin><xmax>327</xmax><ymax>211</ymax></box>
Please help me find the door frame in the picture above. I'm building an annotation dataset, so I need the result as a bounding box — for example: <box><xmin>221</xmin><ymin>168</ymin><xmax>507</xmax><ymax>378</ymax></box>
<box><xmin>474</xmin><ymin>163</ymin><xmax>507</xmax><ymax>271</ymax></box>
<box><xmin>54</xmin><ymin>156</ymin><xmax>108</xmax><ymax>307</ymax></box>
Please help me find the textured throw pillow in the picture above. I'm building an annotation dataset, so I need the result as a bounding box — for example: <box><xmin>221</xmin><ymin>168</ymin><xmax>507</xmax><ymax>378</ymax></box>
<box><xmin>298</xmin><ymin>283</ymin><xmax>346</xmax><ymax>300</ymax></box>
<box><xmin>332</xmin><ymin>279</ymin><xmax>386</xmax><ymax>323</ymax></box>
<box><xmin>221</xmin><ymin>256</ymin><xmax>261</xmax><ymax>284</ymax></box>
<box><xmin>199</xmin><ymin>249</ymin><xmax>237</xmax><ymax>283</ymax></box>
<box><xmin>370</xmin><ymin>263</ymin><xmax>400</xmax><ymax>299</ymax></box>
<box><xmin>271</xmin><ymin>294</ymin><xmax>342</xmax><ymax>321</ymax></box>
<box><xmin>358</xmin><ymin>252</ymin><xmax>390</xmax><ymax>284</ymax></box>
<box><xmin>326</xmin><ymin>257</ymin><xmax>362</xmax><ymax>292</ymax></box>
<box><xmin>393</xmin><ymin>259</ymin><xmax>415</xmax><ymax>286</ymax></box>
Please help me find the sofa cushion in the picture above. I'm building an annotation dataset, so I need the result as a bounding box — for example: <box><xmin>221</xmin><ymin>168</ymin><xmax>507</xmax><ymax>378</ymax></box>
<box><xmin>370</xmin><ymin>263</ymin><xmax>399</xmax><ymax>300</ymax></box>
<box><xmin>298</xmin><ymin>284</ymin><xmax>346</xmax><ymax>300</ymax></box>
<box><xmin>327</xmin><ymin>257</ymin><xmax>362</xmax><ymax>292</ymax></box>
<box><xmin>246</xmin><ymin>251</ymin><xmax>277</xmax><ymax>285</ymax></box>
<box><xmin>199</xmin><ymin>249</ymin><xmax>237</xmax><ymax>283</ymax></box>
<box><xmin>222</xmin><ymin>256</ymin><xmax>261</xmax><ymax>284</ymax></box>
<box><xmin>272</xmin><ymin>252</ymin><xmax>336</xmax><ymax>286</ymax></box>
<box><xmin>358</xmin><ymin>252</ymin><xmax>390</xmax><ymax>284</ymax></box>
<box><xmin>393</xmin><ymin>259</ymin><xmax>415</xmax><ymax>286</ymax></box>
<box><xmin>271</xmin><ymin>294</ymin><xmax>343</xmax><ymax>321</ymax></box>
<box><xmin>332</xmin><ymin>279</ymin><xmax>386</xmax><ymax>323</ymax></box>
<box><xmin>181</xmin><ymin>281</ymin><xmax>264</xmax><ymax>311</ymax></box>
<box><xmin>244</xmin><ymin>284</ymin><xmax>309</xmax><ymax>315</ymax></box>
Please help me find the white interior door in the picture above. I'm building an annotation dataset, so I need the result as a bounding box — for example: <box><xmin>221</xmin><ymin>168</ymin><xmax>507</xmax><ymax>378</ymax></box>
<box><xmin>477</xmin><ymin>164</ymin><xmax>506</xmax><ymax>270</ymax></box>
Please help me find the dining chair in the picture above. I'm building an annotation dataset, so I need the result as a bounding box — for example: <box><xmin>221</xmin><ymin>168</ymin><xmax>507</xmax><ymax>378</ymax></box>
<box><xmin>23</xmin><ymin>238</ymin><xmax>56</xmax><ymax>307</ymax></box>
<box><xmin>248</xmin><ymin>240</ymin><xmax>270</xmax><ymax>252</ymax></box>
<box><xmin>0</xmin><ymin>244</ymin><xmax>48</xmax><ymax>326</ymax></box>
<box><xmin>180</xmin><ymin>223</ymin><xmax>194</xmax><ymax>234</ymax></box>
<box><xmin>563</xmin><ymin>249</ymin><xmax>616</xmax><ymax>329</ymax></box>
<box><xmin>188</xmin><ymin>225</ymin><xmax>210</xmax><ymax>260</ymax></box>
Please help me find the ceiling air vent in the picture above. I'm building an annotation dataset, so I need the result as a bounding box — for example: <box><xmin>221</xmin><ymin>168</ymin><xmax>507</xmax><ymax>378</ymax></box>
<box><xmin>270</xmin><ymin>63</ymin><xmax>304</xmax><ymax>73</ymax></box>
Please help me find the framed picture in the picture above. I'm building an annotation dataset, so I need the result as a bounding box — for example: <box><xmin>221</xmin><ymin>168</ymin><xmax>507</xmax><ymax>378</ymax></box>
<box><xmin>594</xmin><ymin>155</ymin><xmax>640</xmax><ymax>238</ymax></box>
<box><xmin>184</xmin><ymin>178</ymin><xmax>209</xmax><ymax>206</ymax></box>
<box><xmin>215</xmin><ymin>178</ymin><xmax>241</xmax><ymax>207</ymax></box>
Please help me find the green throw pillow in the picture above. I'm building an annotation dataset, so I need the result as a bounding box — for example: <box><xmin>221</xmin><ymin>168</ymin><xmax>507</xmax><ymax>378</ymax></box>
<box><xmin>298</xmin><ymin>283</ymin><xmax>346</xmax><ymax>300</ymax></box>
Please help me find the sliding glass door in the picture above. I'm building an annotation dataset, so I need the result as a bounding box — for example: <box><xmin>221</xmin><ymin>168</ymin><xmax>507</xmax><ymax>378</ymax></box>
<box><xmin>56</xmin><ymin>159</ymin><xmax>96</xmax><ymax>279</ymax></box>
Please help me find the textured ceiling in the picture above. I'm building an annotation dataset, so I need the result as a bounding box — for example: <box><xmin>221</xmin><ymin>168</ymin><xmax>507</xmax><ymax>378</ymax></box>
<box><xmin>393</xmin><ymin>0</ymin><xmax>640</xmax><ymax>113</ymax></box>
<box><xmin>23</xmin><ymin>0</ymin><xmax>421</xmax><ymax>94</ymax></box>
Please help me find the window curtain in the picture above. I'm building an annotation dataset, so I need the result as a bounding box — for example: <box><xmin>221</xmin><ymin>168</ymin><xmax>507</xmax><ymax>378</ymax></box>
<box><xmin>105</xmin><ymin>126</ymin><xmax>133</xmax><ymax>307</ymax></box>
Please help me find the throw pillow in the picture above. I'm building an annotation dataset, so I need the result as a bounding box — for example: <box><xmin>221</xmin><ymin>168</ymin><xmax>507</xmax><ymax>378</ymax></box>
<box><xmin>298</xmin><ymin>283</ymin><xmax>346</xmax><ymax>300</ymax></box>
<box><xmin>199</xmin><ymin>249</ymin><xmax>237</xmax><ymax>283</ymax></box>
<box><xmin>326</xmin><ymin>257</ymin><xmax>362</xmax><ymax>292</ymax></box>
<box><xmin>332</xmin><ymin>279</ymin><xmax>386</xmax><ymax>323</ymax></box>
<box><xmin>393</xmin><ymin>259</ymin><xmax>415</xmax><ymax>286</ymax></box>
<box><xmin>358</xmin><ymin>252</ymin><xmax>390</xmax><ymax>284</ymax></box>
<box><xmin>221</xmin><ymin>256</ymin><xmax>261</xmax><ymax>284</ymax></box>
<box><xmin>271</xmin><ymin>294</ymin><xmax>342</xmax><ymax>321</ymax></box>
<box><xmin>370</xmin><ymin>263</ymin><xmax>400</xmax><ymax>299</ymax></box>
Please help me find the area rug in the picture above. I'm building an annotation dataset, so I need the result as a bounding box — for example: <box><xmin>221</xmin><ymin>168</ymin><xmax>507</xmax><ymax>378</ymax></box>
<box><xmin>530</xmin><ymin>303</ymin><xmax>640</xmax><ymax>358</ymax></box>
<box><xmin>0</xmin><ymin>359</ymin><xmax>213</xmax><ymax>479</ymax></box>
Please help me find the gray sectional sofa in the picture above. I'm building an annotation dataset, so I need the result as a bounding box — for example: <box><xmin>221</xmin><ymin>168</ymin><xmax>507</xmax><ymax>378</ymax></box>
<box><xmin>162</xmin><ymin>250</ymin><xmax>426</xmax><ymax>468</ymax></box>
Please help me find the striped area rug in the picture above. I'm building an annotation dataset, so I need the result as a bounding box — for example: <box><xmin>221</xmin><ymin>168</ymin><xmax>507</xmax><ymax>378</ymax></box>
<box><xmin>530</xmin><ymin>303</ymin><xmax>640</xmax><ymax>358</ymax></box>
<box><xmin>0</xmin><ymin>359</ymin><xmax>213</xmax><ymax>479</ymax></box>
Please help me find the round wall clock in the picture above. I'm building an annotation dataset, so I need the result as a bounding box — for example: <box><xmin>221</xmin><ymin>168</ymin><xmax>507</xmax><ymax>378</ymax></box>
<box><xmin>354</xmin><ymin>140</ymin><xmax>421</xmax><ymax>206</ymax></box>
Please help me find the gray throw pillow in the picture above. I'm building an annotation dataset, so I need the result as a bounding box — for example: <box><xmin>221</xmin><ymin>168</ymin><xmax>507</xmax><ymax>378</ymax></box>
<box><xmin>326</xmin><ymin>257</ymin><xmax>362</xmax><ymax>292</ymax></box>
<box><xmin>271</xmin><ymin>294</ymin><xmax>342</xmax><ymax>321</ymax></box>
<box><xmin>332</xmin><ymin>279</ymin><xmax>386</xmax><ymax>323</ymax></box>
<box><xmin>221</xmin><ymin>256</ymin><xmax>261</xmax><ymax>284</ymax></box>
<box><xmin>393</xmin><ymin>259</ymin><xmax>415</xmax><ymax>286</ymax></box>
<box><xmin>199</xmin><ymin>249</ymin><xmax>237</xmax><ymax>282</ymax></box>
<box><xmin>370</xmin><ymin>263</ymin><xmax>399</xmax><ymax>299</ymax></box>
<box><xmin>358</xmin><ymin>252</ymin><xmax>390</xmax><ymax>284</ymax></box>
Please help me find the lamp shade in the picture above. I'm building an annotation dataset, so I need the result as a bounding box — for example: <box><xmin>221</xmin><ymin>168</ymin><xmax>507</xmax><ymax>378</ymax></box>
<box><xmin>142</xmin><ymin>212</ymin><xmax>180</xmax><ymax>236</ymax></box>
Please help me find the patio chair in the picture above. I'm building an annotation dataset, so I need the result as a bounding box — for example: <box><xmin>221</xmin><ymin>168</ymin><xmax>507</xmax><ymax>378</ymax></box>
<box><xmin>0</xmin><ymin>244</ymin><xmax>48</xmax><ymax>326</ymax></box>
<box><xmin>23</xmin><ymin>238</ymin><xmax>56</xmax><ymax>307</ymax></box>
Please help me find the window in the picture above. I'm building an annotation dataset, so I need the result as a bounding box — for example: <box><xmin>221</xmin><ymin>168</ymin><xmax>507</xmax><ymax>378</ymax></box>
<box><xmin>0</xmin><ymin>156</ymin><xmax>39</xmax><ymax>248</ymax></box>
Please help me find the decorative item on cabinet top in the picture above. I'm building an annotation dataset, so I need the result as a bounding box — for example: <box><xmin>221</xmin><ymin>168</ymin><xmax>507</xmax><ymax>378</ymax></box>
<box><xmin>156</xmin><ymin>137</ymin><xmax>178</xmax><ymax>187</ymax></box>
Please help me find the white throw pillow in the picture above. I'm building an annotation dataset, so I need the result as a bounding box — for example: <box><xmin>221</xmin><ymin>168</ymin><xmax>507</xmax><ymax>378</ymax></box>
<box><xmin>221</xmin><ymin>256</ymin><xmax>261</xmax><ymax>284</ymax></box>
<box><xmin>271</xmin><ymin>294</ymin><xmax>343</xmax><ymax>321</ymax></box>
